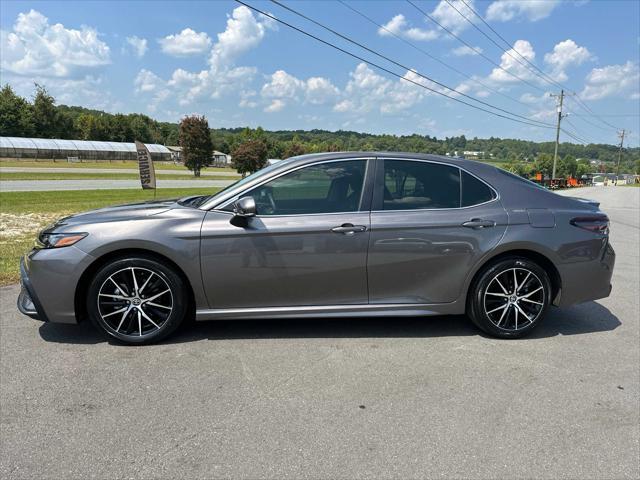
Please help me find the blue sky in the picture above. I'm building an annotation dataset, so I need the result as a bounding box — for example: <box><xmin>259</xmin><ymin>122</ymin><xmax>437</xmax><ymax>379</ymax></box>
<box><xmin>1</xmin><ymin>0</ymin><xmax>639</xmax><ymax>146</ymax></box>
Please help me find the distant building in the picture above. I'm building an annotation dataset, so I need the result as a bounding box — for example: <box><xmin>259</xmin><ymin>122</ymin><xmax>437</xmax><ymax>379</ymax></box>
<box><xmin>448</xmin><ymin>150</ymin><xmax>490</xmax><ymax>160</ymax></box>
<box><xmin>1</xmin><ymin>136</ymin><xmax>172</xmax><ymax>162</ymax></box>
<box><xmin>212</xmin><ymin>150</ymin><xmax>231</xmax><ymax>167</ymax></box>
<box><xmin>166</xmin><ymin>146</ymin><xmax>231</xmax><ymax>167</ymax></box>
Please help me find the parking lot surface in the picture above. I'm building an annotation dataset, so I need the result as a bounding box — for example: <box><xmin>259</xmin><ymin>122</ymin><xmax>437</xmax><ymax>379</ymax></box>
<box><xmin>1</xmin><ymin>186</ymin><xmax>638</xmax><ymax>479</ymax></box>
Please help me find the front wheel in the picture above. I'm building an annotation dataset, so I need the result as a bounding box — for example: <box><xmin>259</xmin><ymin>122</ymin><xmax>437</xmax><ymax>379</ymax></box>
<box><xmin>468</xmin><ymin>257</ymin><xmax>552</xmax><ymax>338</ymax></box>
<box><xmin>87</xmin><ymin>256</ymin><xmax>188</xmax><ymax>345</ymax></box>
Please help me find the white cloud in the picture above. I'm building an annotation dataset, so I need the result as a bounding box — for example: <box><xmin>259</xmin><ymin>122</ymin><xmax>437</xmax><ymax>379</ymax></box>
<box><xmin>543</xmin><ymin>39</ymin><xmax>591</xmax><ymax>82</ymax></box>
<box><xmin>378</xmin><ymin>1</ymin><xmax>477</xmax><ymax>41</ymax></box>
<box><xmin>488</xmin><ymin>39</ymin><xmax>537</xmax><ymax>83</ymax></box>
<box><xmin>451</xmin><ymin>45</ymin><xmax>483</xmax><ymax>57</ymax></box>
<box><xmin>159</xmin><ymin>28</ymin><xmax>211</xmax><ymax>57</ymax></box>
<box><xmin>0</xmin><ymin>9</ymin><xmax>110</xmax><ymax>78</ymax></box>
<box><xmin>333</xmin><ymin>63</ymin><xmax>428</xmax><ymax>115</ymax></box>
<box><xmin>580</xmin><ymin>61</ymin><xmax>640</xmax><ymax>100</ymax></box>
<box><xmin>136</xmin><ymin>6</ymin><xmax>273</xmax><ymax>108</ymax></box>
<box><xmin>125</xmin><ymin>36</ymin><xmax>147</xmax><ymax>58</ymax></box>
<box><xmin>134</xmin><ymin>69</ymin><xmax>163</xmax><ymax>93</ymax></box>
<box><xmin>378</xmin><ymin>14</ymin><xmax>438</xmax><ymax>41</ymax></box>
<box><xmin>260</xmin><ymin>70</ymin><xmax>339</xmax><ymax>109</ymax></box>
<box><xmin>486</xmin><ymin>0</ymin><xmax>560</xmax><ymax>22</ymax></box>
<box><xmin>6</xmin><ymin>72</ymin><xmax>119</xmax><ymax>111</ymax></box>
<box><xmin>261</xmin><ymin>70</ymin><xmax>303</xmax><ymax>99</ymax></box>
<box><xmin>305</xmin><ymin>77</ymin><xmax>340</xmax><ymax>104</ymax></box>
<box><xmin>209</xmin><ymin>5</ymin><xmax>276</xmax><ymax>69</ymax></box>
<box><xmin>239</xmin><ymin>90</ymin><xmax>258</xmax><ymax>108</ymax></box>
<box><xmin>264</xmin><ymin>99</ymin><xmax>286</xmax><ymax>113</ymax></box>
<box><xmin>431</xmin><ymin>0</ymin><xmax>477</xmax><ymax>34</ymax></box>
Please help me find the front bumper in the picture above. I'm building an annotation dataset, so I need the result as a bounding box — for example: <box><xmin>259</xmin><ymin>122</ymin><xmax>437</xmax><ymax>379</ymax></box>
<box><xmin>18</xmin><ymin>246</ymin><xmax>94</xmax><ymax>324</ymax></box>
<box><xmin>18</xmin><ymin>257</ymin><xmax>48</xmax><ymax>322</ymax></box>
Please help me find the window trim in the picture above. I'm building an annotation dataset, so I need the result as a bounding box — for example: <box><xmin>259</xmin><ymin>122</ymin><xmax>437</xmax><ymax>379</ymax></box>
<box><xmin>214</xmin><ymin>157</ymin><xmax>374</xmax><ymax>218</ymax></box>
<box><xmin>372</xmin><ymin>157</ymin><xmax>499</xmax><ymax>213</ymax></box>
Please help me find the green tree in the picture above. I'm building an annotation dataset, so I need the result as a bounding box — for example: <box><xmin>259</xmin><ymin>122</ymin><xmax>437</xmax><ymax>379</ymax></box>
<box><xmin>231</xmin><ymin>139</ymin><xmax>268</xmax><ymax>176</ymax></box>
<box><xmin>31</xmin><ymin>84</ymin><xmax>61</xmax><ymax>138</ymax></box>
<box><xmin>282</xmin><ymin>142</ymin><xmax>306</xmax><ymax>158</ymax></box>
<box><xmin>0</xmin><ymin>84</ymin><xmax>33</xmax><ymax>136</ymax></box>
<box><xmin>179</xmin><ymin>115</ymin><xmax>214</xmax><ymax>177</ymax></box>
<box><xmin>533</xmin><ymin>153</ymin><xmax>553</xmax><ymax>178</ymax></box>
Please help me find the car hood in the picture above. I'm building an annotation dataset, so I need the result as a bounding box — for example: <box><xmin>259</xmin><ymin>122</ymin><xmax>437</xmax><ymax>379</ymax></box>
<box><xmin>50</xmin><ymin>200</ymin><xmax>177</xmax><ymax>228</ymax></box>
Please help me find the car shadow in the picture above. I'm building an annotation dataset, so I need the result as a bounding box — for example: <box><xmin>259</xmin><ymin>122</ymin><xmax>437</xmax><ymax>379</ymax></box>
<box><xmin>38</xmin><ymin>301</ymin><xmax>621</xmax><ymax>346</ymax></box>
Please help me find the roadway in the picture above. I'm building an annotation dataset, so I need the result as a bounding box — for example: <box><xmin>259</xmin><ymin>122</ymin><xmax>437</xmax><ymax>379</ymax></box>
<box><xmin>1</xmin><ymin>186</ymin><xmax>638</xmax><ymax>479</ymax></box>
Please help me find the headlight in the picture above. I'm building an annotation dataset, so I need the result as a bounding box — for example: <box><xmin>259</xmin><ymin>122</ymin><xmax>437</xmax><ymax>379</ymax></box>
<box><xmin>35</xmin><ymin>232</ymin><xmax>87</xmax><ymax>249</ymax></box>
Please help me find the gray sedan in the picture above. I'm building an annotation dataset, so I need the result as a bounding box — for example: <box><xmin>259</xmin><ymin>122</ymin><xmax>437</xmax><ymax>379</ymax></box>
<box><xmin>18</xmin><ymin>152</ymin><xmax>615</xmax><ymax>344</ymax></box>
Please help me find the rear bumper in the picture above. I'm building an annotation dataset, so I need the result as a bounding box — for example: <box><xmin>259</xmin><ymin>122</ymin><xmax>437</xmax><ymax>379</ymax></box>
<box><xmin>556</xmin><ymin>242</ymin><xmax>615</xmax><ymax>307</ymax></box>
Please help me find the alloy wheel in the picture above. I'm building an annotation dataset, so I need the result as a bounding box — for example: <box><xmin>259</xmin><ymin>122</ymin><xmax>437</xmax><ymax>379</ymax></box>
<box><xmin>97</xmin><ymin>267</ymin><xmax>173</xmax><ymax>337</ymax></box>
<box><xmin>483</xmin><ymin>267</ymin><xmax>545</xmax><ymax>331</ymax></box>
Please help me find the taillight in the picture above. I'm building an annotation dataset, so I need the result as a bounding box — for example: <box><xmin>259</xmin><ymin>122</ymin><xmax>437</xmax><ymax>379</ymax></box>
<box><xmin>570</xmin><ymin>215</ymin><xmax>609</xmax><ymax>235</ymax></box>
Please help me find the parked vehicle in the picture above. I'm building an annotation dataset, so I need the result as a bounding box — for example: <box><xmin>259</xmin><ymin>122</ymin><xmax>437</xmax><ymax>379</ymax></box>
<box><xmin>18</xmin><ymin>152</ymin><xmax>615</xmax><ymax>344</ymax></box>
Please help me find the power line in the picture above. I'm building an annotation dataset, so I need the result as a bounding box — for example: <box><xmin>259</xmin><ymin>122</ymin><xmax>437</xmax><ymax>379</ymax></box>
<box><xmin>568</xmin><ymin>114</ymin><xmax>640</xmax><ymax>118</ymax></box>
<box><xmin>337</xmin><ymin>0</ymin><xmax>531</xmax><ymax>109</ymax></box>
<box><xmin>455</xmin><ymin>0</ymin><xmax>564</xmax><ymax>90</ymax></box>
<box><xmin>567</xmin><ymin>95</ymin><xmax>622</xmax><ymax>131</ymax></box>
<box><xmin>261</xmin><ymin>0</ymin><xmax>554</xmax><ymax>129</ymax></box>
<box><xmin>405</xmin><ymin>0</ymin><xmax>546</xmax><ymax>93</ymax></box>
<box><xmin>269</xmin><ymin>0</ymin><xmax>548</xmax><ymax>126</ymax></box>
<box><xmin>453</xmin><ymin>0</ymin><xmax>624</xmax><ymax>133</ymax></box>
<box><xmin>562</xmin><ymin>118</ymin><xmax>595</xmax><ymax>144</ymax></box>
<box><xmin>565</xmin><ymin>110</ymin><xmax>617</xmax><ymax>133</ymax></box>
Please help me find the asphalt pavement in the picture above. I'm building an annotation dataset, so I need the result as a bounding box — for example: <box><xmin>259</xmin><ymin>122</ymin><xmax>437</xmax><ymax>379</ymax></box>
<box><xmin>1</xmin><ymin>186</ymin><xmax>638</xmax><ymax>479</ymax></box>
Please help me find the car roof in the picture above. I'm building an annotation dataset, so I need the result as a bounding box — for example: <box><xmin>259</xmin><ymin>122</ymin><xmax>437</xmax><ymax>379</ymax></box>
<box><xmin>286</xmin><ymin>151</ymin><xmax>472</xmax><ymax>167</ymax></box>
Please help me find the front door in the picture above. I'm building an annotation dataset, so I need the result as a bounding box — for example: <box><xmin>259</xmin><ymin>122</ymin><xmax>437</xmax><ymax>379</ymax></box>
<box><xmin>367</xmin><ymin>158</ymin><xmax>508</xmax><ymax>304</ymax></box>
<box><xmin>200</xmin><ymin>159</ymin><xmax>372</xmax><ymax>309</ymax></box>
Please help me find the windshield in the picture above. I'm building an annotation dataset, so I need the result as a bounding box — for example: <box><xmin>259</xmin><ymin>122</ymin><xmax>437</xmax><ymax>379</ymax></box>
<box><xmin>179</xmin><ymin>161</ymin><xmax>289</xmax><ymax>208</ymax></box>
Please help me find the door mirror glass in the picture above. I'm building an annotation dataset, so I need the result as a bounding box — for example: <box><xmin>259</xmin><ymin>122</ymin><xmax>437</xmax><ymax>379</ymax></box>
<box><xmin>233</xmin><ymin>196</ymin><xmax>256</xmax><ymax>217</ymax></box>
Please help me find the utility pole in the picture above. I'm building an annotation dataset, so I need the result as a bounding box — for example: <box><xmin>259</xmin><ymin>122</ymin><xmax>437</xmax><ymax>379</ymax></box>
<box><xmin>550</xmin><ymin>89</ymin><xmax>565</xmax><ymax>180</ymax></box>
<box><xmin>615</xmin><ymin>129</ymin><xmax>626</xmax><ymax>184</ymax></box>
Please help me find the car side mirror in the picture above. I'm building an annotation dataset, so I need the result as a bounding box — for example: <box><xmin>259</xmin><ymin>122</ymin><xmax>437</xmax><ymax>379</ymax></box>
<box><xmin>232</xmin><ymin>196</ymin><xmax>256</xmax><ymax>218</ymax></box>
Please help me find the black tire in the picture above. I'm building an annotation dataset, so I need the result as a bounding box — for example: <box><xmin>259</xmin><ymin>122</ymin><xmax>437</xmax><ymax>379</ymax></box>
<box><xmin>468</xmin><ymin>257</ymin><xmax>552</xmax><ymax>339</ymax></box>
<box><xmin>87</xmin><ymin>256</ymin><xmax>188</xmax><ymax>345</ymax></box>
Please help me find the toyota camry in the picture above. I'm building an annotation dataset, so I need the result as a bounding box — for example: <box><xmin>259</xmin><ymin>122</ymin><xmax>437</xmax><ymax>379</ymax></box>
<box><xmin>18</xmin><ymin>152</ymin><xmax>615</xmax><ymax>344</ymax></box>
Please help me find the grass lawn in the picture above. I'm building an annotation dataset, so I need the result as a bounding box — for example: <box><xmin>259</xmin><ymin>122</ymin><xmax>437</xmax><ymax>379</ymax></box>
<box><xmin>0</xmin><ymin>171</ymin><xmax>239</xmax><ymax>181</ymax></box>
<box><xmin>0</xmin><ymin>187</ymin><xmax>220</xmax><ymax>286</ymax></box>
<box><xmin>0</xmin><ymin>160</ymin><xmax>236</xmax><ymax>172</ymax></box>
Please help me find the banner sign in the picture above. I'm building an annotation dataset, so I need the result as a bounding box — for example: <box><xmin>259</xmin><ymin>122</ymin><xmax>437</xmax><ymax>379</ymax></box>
<box><xmin>135</xmin><ymin>140</ymin><xmax>156</xmax><ymax>190</ymax></box>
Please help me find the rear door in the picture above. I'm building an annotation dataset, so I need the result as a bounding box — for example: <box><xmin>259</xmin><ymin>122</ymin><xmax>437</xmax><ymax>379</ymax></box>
<box><xmin>367</xmin><ymin>158</ymin><xmax>507</xmax><ymax>304</ymax></box>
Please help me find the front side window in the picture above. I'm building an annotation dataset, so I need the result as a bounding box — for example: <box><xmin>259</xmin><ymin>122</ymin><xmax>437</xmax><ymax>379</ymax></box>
<box><xmin>241</xmin><ymin>160</ymin><xmax>366</xmax><ymax>216</ymax></box>
<box><xmin>383</xmin><ymin>160</ymin><xmax>461</xmax><ymax>210</ymax></box>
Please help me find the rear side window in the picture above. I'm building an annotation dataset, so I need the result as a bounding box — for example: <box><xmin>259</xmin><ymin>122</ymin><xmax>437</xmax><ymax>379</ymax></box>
<box><xmin>461</xmin><ymin>171</ymin><xmax>496</xmax><ymax>207</ymax></box>
<box><xmin>383</xmin><ymin>160</ymin><xmax>461</xmax><ymax>210</ymax></box>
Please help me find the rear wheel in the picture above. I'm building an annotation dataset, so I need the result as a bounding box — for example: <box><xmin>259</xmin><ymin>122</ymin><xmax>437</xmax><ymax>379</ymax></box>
<box><xmin>468</xmin><ymin>257</ymin><xmax>551</xmax><ymax>338</ymax></box>
<box><xmin>87</xmin><ymin>256</ymin><xmax>188</xmax><ymax>345</ymax></box>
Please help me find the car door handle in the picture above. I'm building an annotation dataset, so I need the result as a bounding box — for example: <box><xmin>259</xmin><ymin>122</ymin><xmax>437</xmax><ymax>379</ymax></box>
<box><xmin>331</xmin><ymin>223</ymin><xmax>367</xmax><ymax>235</ymax></box>
<box><xmin>462</xmin><ymin>219</ymin><xmax>496</xmax><ymax>229</ymax></box>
